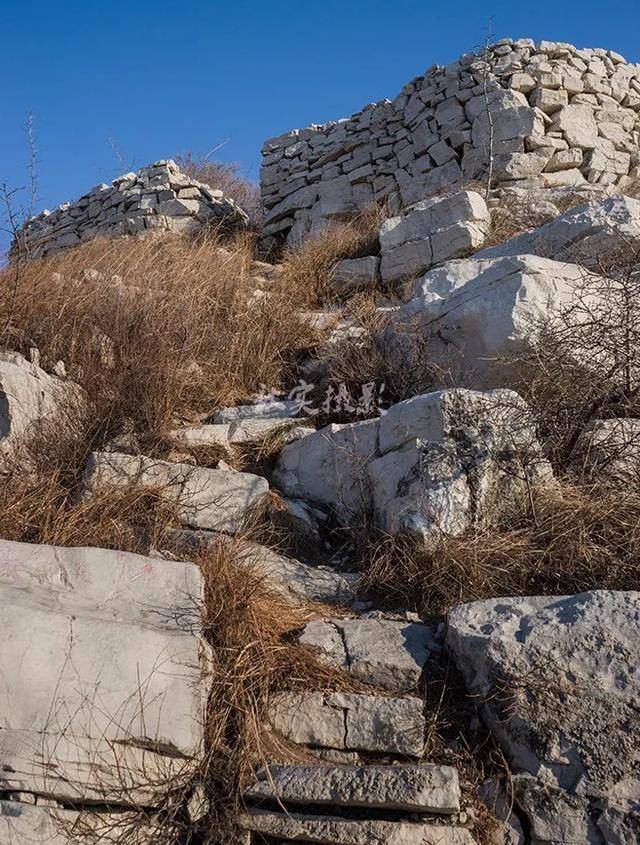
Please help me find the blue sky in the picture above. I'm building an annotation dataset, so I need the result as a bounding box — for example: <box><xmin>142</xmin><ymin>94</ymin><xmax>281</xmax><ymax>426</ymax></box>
<box><xmin>2</xmin><ymin>0</ymin><xmax>639</xmax><ymax>247</ymax></box>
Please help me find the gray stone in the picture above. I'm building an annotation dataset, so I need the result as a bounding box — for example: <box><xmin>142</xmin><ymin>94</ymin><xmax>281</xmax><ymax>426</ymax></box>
<box><xmin>269</xmin><ymin>691</ymin><xmax>425</xmax><ymax>756</ymax></box>
<box><xmin>244</xmin><ymin>762</ymin><xmax>460</xmax><ymax>812</ymax></box>
<box><xmin>0</xmin><ymin>539</ymin><xmax>207</xmax><ymax>806</ymax></box>
<box><xmin>166</xmin><ymin>530</ymin><xmax>358</xmax><ymax>606</ymax></box>
<box><xmin>0</xmin><ymin>352</ymin><xmax>86</xmax><ymax>469</ymax></box>
<box><xmin>239</xmin><ymin>810</ymin><xmax>476</xmax><ymax>845</ymax></box>
<box><xmin>551</xmin><ymin>104</ymin><xmax>599</xmax><ymax>148</ymax></box>
<box><xmin>379</xmin><ymin>191</ymin><xmax>490</xmax><ymax>284</ymax></box>
<box><xmin>299</xmin><ymin>617</ymin><xmax>438</xmax><ymax>690</ymax></box>
<box><xmin>447</xmin><ymin>590</ymin><xmax>640</xmax><ymax>844</ymax></box>
<box><xmin>82</xmin><ymin>451</ymin><xmax>268</xmax><ymax>533</ymax></box>
<box><xmin>330</xmin><ymin>256</ymin><xmax>381</xmax><ymax>295</ymax></box>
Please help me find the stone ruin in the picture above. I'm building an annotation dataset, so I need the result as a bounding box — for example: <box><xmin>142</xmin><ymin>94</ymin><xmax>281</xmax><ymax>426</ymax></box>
<box><xmin>15</xmin><ymin>159</ymin><xmax>249</xmax><ymax>259</ymax></box>
<box><xmin>260</xmin><ymin>38</ymin><xmax>640</xmax><ymax>244</ymax></box>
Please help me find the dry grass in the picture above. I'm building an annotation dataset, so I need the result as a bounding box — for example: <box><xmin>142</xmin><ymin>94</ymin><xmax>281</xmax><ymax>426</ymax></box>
<box><xmin>175</xmin><ymin>152</ymin><xmax>262</xmax><ymax>224</ymax></box>
<box><xmin>188</xmin><ymin>536</ymin><xmax>360</xmax><ymax>843</ymax></box>
<box><xmin>359</xmin><ymin>484</ymin><xmax>640</xmax><ymax>617</ymax></box>
<box><xmin>278</xmin><ymin>206</ymin><xmax>385</xmax><ymax>307</ymax></box>
<box><xmin>0</xmin><ymin>232</ymin><xmax>320</xmax><ymax>446</ymax></box>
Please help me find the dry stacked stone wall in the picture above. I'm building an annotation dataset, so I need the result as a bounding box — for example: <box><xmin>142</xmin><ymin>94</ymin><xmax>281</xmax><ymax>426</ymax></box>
<box><xmin>260</xmin><ymin>38</ymin><xmax>640</xmax><ymax>243</ymax></box>
<box><xmin>15</xmin><ymin>159</ymin><xmax>248</xmax><ymax>259</ymax></box>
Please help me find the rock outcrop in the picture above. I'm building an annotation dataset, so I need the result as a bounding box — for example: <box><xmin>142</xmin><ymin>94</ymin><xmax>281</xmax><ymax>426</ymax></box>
<box><xmin>274</xmin><ymin>388</ymin><xmax>552</xmax><ymax>543</ymax></box>
<box><xmin>14</xmin><ymin>159</ymin><xmax>249</xmax><ymax>259</ymax></box>
<box><xmin>261</xmin><ymin>39</ymin><xmax>640</xmax><ymax>243</ymax></box>
<box><xmin>0</xmin><ymin>352</ymin><xmax>87</xmax><ymax>472</ymax></box>
<box><xmin>447</xmin><ymin>590</ymin><xmax>640</xmax><ymax>844</ymax></box>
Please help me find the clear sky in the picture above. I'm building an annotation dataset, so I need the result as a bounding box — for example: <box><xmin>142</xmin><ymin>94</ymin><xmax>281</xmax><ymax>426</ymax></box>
<box><xmin>2</xmin><ymin>0</ymin><xmax>640</xmax><ymax>248</ymax></box>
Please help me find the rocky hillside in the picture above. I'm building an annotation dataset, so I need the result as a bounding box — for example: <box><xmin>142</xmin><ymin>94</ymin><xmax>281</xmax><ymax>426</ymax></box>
<box><xmin>2</xmin><ymin>37</ymin><xmax>640</xmax><ymax>845</ymax></box>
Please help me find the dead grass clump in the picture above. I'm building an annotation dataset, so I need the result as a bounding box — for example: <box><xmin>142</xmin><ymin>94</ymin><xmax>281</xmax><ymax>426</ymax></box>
<box><xmin>316</xmin><ymin>296</ymin><xmax>437</xmax><ymax>412</ymax></box>
<box><xmin>359</xmin><ymin>484</ymin><xmax>640</xmax><ymax>617</ymax></box>
<box><xmin>0</xmin><ymin>232</ymin><xmax>319</xmax><ymax>445</ymax></box>
<box><xmin>278</xmin><ymin>206</ymin><xmax>385</xmax><ymax>307</ymax></box>
<box><xmin>190</xmin><ymin>537</ymin><xmax>358</xmax><ymax>842</ymax></box>
<box><xmin>0</xmin><ymin>418</ymin><xmax>177</xmax><ymax>552</ymax></box>
<box><xmin>175</xmin><ymin>152</ymin><xmax>262</xmax><ymax>224</ymax></box>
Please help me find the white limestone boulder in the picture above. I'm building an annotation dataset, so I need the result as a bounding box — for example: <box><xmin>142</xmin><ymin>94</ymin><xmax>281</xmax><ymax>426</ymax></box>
<box><xmin>0</xmin><ymin>540</ymin><xmax>208</xmax><ymax>807</ymax></box>
<box><xmin>0</xmin><ymin>352</ymin><xmax>87</xmax><ymax>470</ymax></box>
<box><xmin>274</xmin><ymin>389</ymin><xmax>552</xmax><ymax>544</ymax></box>
<box><xmin>446</xmin><ymin>590</ymin><xmax>640</xmax><ymax>843</ymax></box>
<box><xmin>379</xmin><ymin>191</ymin><xmax>491</xmax><ymax>284</ymax></box>
<box><xmin>82</xmin><ymin>451</ymin><xmax>268</xmax><ymax>533</ymax></box>
<box><xmin>272</xmin><ymin>419</ymin><xmax>379</xmax><ymax>527</ymax></box>
<box><xmin>394</xmin><ymin>254</ymin><xmax>603</xmax><ymax>382</ymax></box>
<box><xmin>476</xmin><ymin>195</ymin><xmax>640</xmax><ymax>264</ymax></box>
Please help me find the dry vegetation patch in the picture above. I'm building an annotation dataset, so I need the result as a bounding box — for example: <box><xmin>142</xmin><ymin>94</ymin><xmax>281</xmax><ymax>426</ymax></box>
<box><xmin>278</xmin><ymin>206</ymin><xmax>385</xmax><ymax>307</ymax></box>
<box><xmin>359</xmin><ymin>484</ymin><xmax>640</xmax><ymax>617</ymax></box>
<box><xmin>0</xmin><ymin>232</ymin><xmax>319</xmax><ymax>445</ymax></box>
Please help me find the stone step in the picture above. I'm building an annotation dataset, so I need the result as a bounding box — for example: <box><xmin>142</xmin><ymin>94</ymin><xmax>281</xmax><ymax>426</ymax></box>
<box><xmin>239</xmin><ymin>809</ymin><xmax>477</xmax><ymax>845</ymax></box>
<box><xmin>244</xmin><ymin>763</ymin><xmax>460</xmax><ymax>814</ymax></box>
<box><xmin>299</xmin><ymin>617</ymin><xmax>439</xmax><ymax>691</ymax></box>
<box><xmin>269</xmin><ymin>691</ymin><xmax>425</xmax><ymax>757</ymax></box>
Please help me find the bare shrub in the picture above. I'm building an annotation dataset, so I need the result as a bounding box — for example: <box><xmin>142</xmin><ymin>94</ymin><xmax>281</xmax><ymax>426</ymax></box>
<box><xmin>359</xmin><ymin>483</ymin><xmax>640</xmax><ymax>617</ymax></box>
<box><xmin>314</xmin><ymin>295</ymin><xmax>437</xmax><ymax>413</ymax></box>
<box><xmin>278</xmin><ymin>206</ymin><xmax>385</xmax><ymax>307</ymax></box>
<box><xmin>506</xmin><ymin>245</ymin><xmax>640</xmax><ymax>470</ymax></box>
<box><xmin>175</xmin><ymin>152</ymin><xmax>262</xmax><ymax>224</ymax></box>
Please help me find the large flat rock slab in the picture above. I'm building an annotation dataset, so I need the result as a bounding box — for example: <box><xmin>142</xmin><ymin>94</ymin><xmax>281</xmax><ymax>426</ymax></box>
<box><xmin>245</xmin><ymin>762</ymin><xmax>460</xmax><ymax>813</ymax></box>
<box><xmin>0</xmin><ymin>540</ymin><xmax>208</xmax><ymax>806</ymax></box>
<box><xmin>239</xmin><ymin>809</ymin><xmax>476</xmax><ymax>845</ymax></box>
<box><xmin>446</xmin><ymin>590</ymin><xmax>640</xmax><ymax>843</ymax></box>
<box><xmin>82</xmin><ymin>451</ymin><xmax>268</xmax><ymax>533</ymax></box>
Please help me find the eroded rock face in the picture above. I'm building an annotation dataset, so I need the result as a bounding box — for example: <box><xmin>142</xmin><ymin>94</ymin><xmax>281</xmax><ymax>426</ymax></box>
<box><xmin>261</xmin><ymin>39</ymin><xmax>640</xmax><ymax>243</ymax></box>
<box><xmin>0</xmin><ymin>352</ymin><xmax>87</xmax><ymax>471</ymax></box>
<box><xmin>14</xmin><ymin>159</ymin><xmax>249</xmax><ymax>259</ymax></box>
<box><xmin>0</xmin><ymin>540</ymin><xmax>208</xmax><ymax>808</ymax></box>
<box><xmin>393</xmin><ymin>254</ymin><xmax>603</xmax><ymax>384</ymax></box>
<box><xmin>446</xmin><ymin>591</ymin><xmax>640</xmax><ymax>844</ymax></box>
<box><xmin>273</xmin><ymin>389</ymin><xmax>552</xmax><ymax>544</ymax></box>
<box><xmin>477</xmin><ymin>195</ymin><xmax>640</xmax><ymax>264</ymax></box>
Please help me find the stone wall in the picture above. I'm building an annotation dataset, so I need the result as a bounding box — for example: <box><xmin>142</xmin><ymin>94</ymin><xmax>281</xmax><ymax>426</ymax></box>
<box><xmin>15</xmin><ymin>159</ymin><xmax>248</xmax><ymax>259</ymax></box>
<box><xmin>260</xmin><ymin>39</ymin><xmax>640</xmax><ymax>243</ymax></box>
